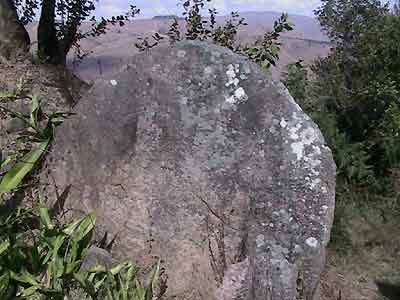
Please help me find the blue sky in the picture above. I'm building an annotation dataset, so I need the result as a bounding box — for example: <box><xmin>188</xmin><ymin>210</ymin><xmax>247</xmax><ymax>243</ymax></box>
<box><xmin>98</xmin><ymin>0</ymin><xmax>323</xmax><ymax>18</ymax></box>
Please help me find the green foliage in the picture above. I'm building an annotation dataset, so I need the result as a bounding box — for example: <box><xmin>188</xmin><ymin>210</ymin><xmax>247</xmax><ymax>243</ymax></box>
<box><xmin>167</xmin><ymin>18</ymin><xmax>181</xmax><ymax>44</ymax></box>
<box><xmin>0</xmin><ymin>196</ymin><xmax>160</xmax><ymax>299</ymax></box>
<box><xmin>283</xmin><ymin>0</ymin><xmax>400</xmax><ymax>251</ymax></box>
<box><xmin>380</xmin><ymin>103</ymin><xmax>400</xmax><ymax>168</ymax></box>
<box><xmin>182</xmin><ymin>0</ymin><xmax>213</xmax><ymax>41</ymax></box>
<box><xmin>0</xmin><ymin>93</ymin><xmax>71</xmax><ymax>201</ymax></box>
<box><xmin>282</xmin><ymin>60</ymin><xmax>308</xmax><ymax>104</ymax></box>
<box><xmin>314</xmin><ymin>0</ymin><xmax>389</xmax><ymax>48</ymax></box>
<box><xmin>136</xmin><ymin>0</ymin><xmax>294</xmax><ymax>69</ymax></box>
<box><xmin>242</xmin><ymin>13</ymin><xmax>293</xmax><ymax>69</ymax></box>
<box><xmin>311</xmin><ymin>7</ymin><xmax>400</xmax><ymax>176</ymax></box>
<box><xmin>0</xmin><ymin>140</ymin><xmax>49</xmax><ymax>199</ymax></box>
<box><xmin>211</xmin><ymin>12</ymin><xmax>247</xmax><ymax>50</ymax></box>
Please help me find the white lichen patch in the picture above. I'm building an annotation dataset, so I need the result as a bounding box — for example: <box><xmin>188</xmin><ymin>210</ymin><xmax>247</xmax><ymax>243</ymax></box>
<box><xmin>234</xmin><ymin>87</ymin><xmax>248</xmax><ymax>101</ymax></box>
<box><xmin>226</xmin><ymin>64</ymin><xmax>238</xmax><ymax>87</ymax></box>
<box><xmin>177</xmin><ymin>50</ymin><xmax>186</xmax><ymax>58</ymax></box>
<box><xmin>204</xmin><ymin>66</ymin><xmax>213</xmax><ymax>76</ymax></box>
<box><xmin>305</xmin><ymin>237</ymin><xmax>319</xmax><ymax>248</ymax></box>
<box><xmin>280</xmin><ymin>118</ymin><xmax>288</xmax><ymax>128</ymax></box>
<box><xmin>224</xmin><ymin>64</ymin><xmax>249</xmax><ymax>106</ymax></box>
<box><xmin>291</xmin><ymin>142</ymin><xmax>305</xmax><ymax>161</ymax></box>
<box><xmin>256</xmin><ymin>234</ymin><xmax>265</xmax><ymax>247</ymax></box>
<box><xmin>310</xmin><ymin>178</ymin><xmax>322</xmax><ymax>189</ymax></box>
<box><xmin>110</xmin><ymin>79</ymin><xmax>118</xmax><ymax>86</ymax></box>
<box><xmin>279</xmin><ymin>111</ymin><xmax>324</xmax><ymax>190</ymax></box>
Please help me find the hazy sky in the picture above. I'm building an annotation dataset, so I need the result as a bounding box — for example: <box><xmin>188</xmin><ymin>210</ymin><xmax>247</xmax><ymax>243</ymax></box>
<box><xmin>98</xmin><ymin>0</ymin><xmax>323</xmax><ymax>18</ymax></box>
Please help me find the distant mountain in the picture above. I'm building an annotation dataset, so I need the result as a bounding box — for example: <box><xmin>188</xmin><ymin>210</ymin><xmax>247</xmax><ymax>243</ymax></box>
<box><xmin>236</xmin><ymin>11</ymin><xmax>328</xmax><ymax>42</ymax></box>
<box><xmin>27</xmin><ymin>11</ymin><xmax>331</xmax><ymax>82</ymax></box>
<box><xmin>152</xmin><ymin>15</ymin><xmax>183</xmax><ymax>20</ymax></box>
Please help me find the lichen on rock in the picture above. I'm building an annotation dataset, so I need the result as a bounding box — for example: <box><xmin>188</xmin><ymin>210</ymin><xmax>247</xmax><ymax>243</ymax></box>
<box><xmin>42</xmin><ymin>41</ymin><xmax>336</xmax><ymax>300</ymax></box>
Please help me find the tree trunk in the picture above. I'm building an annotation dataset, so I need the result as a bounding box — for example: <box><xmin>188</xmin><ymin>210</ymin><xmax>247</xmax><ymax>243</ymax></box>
<box><xmin>0</xmin><ymin>0</ymin><xmax>30</xmax><ymax>60</ymax></box>
<box><xmin>38</xmin><ymin>0</ymin><xmax>65</xmax><ymax>65</ymax></box>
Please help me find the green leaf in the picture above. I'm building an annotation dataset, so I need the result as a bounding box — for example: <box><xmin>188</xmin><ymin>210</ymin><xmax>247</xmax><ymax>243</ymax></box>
<box><xmin>38</xmin><ymin>193</ymin><xmax>54</xmax><ymax>230</ymax></box>
<box><xmin>0</xmin><ymin>140</ymin><xmax>49</xmax><ymax>198</ymax></box>
<box><xmin>17</xmin><ymin>285</ymin><xmax>40</xmax><ymax>298</ymax></box>
<box><xmin>10</xmin><ymin>269</ymin><xmax>39</xmax><ymax>285</ymax></box>
<box><xmin>73</xmin><ymin>213</ymin><xmax>96</xmax><ymax>242</ymax></box>
<box><xmin>93</xmin><ymin>273</ymin><xmax>108</xmax><ymax>290</ymax></box>
<box><xmin>148</xmin><ymin>260</ymin><xmax>161</xmax><ymax>292</ymax></box>
<box><xmin>30</xmin><ymin>95</ymin><xmax>41</xmax><ymax>130</ymax></box>
<box><xmin>53</xmin><ymin>254</ymin><xmax>65</xmax><ymax>278</ymax></box>
<box><xmin>87</xmin><ymin>265</ymin><xmax>107</xmax><ymax>273</ymax></box>
<box><xmin>73</xmin><ymin>271</ymin><xmax>89</xmax><ymax>288</ymax></box>
<box><xmin>110</xmin><ymin>262</ymin><xmax>130</xmax><ymax>276</ymax></box>
<box><xmin>0</xmin><ymin>239</ymin><xmax>10</xmax><ymax>256</ymax></box>
<box><xmin>0</xmin><ymin>273</ymin><xmax>10</xmax><ymax>296</ymax></box>
<box><xmin>65</xmin><ymin>260</ymin><xmax>82</xmax><ymax>275</ymax></box>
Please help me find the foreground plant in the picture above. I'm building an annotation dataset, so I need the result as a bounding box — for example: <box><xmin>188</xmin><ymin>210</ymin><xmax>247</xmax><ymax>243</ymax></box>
<box><xmin>0</xmin><ymin>194</ymin><xmax>161</xmax><ymax>300</ymax></box>
<box><xmin>0</xmin><ymin>84</ymin><xmax>163</xmax><ymax>299</ymax></box>
<box><xmin>0</xmin><ymin>93</ymin><xmax>72</xmax><ymax>200</ymax></box>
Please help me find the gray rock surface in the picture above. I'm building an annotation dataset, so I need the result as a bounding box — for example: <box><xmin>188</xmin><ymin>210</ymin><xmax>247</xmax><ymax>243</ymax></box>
<box><xmin>42</xmin><ymin>41</ymin><xmax>336</xmax><ymax>300</ymax></box>
<box><xmin>80</xmin><ymin>246</ymin><xmax>115</xmax><ymax>271</ymax></box>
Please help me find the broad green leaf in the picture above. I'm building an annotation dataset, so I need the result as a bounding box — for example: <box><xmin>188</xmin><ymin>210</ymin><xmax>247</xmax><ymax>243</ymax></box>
<box><xmin>0</xmin><ymin>273</ymin><xmax>10</xmax><ymax>296</ymax></box>
<box><xmin>30</xmin><ymin>95</ymin><xmax>41</xmax><ymax>130</ymax></box>
<box><xmin>0</xmin><ymin>239</ymin><xmax>10</xmax><ymax>256</ymax></box>
<box><xmin>94</xmin><ymin>274</ymin><xmax>108</xmax><ymax>290</ymax></box>
<box><xmin>52</xmin><ymin>254</ymin><xmax>65</xmax><ymax>279</ymax></box>
<box><xmin>0</xmin><ymin>140</ymin><xmax>50</xmax><ymax>198</ymax></box>
<box><xmin>110</xmin><ymin>262</ymin><xmax>130</xmax><ymax>276</ymax></box>
<box><xmin>73</xmin><ymin>213</ymin><xmax>96</xmax><ymax>242</ymax></box>
<box><xmin>10</xmin><ymin>269</ymin><xmax>39</xmax><ymax>285</ymax></box>
<box><xmin>63</xmin><ymin>216</ymin><xmax>86</xmax><ymax>236</ymax></box>
<box><xmin>38</xmin><ymin>193</ymin><xmax>54</xmax><ymax>230</ymax></box>
<box><xmin>73</xmin><ymin>271</ymin><xmax>89</xmax><ymax>288</ymax></box>
<box><xmin>88</xmin><ymin>265</ymin><xmax>107</xmax><ymax>273</ymax></box>
<box><xmin>52</xmin><ymin>235</ymin><xmax>66</xmax><ymax>258</ymax></box>
<box><xmin>65</xmin><ymin>260</ymin><xmax>82</xmax><ymax>275</ymax></box>
<box><xmin>17</xmin><ymin>285</ymin><xmax>40</xmax><ymax>297</ymax></box>
<box><xmin>148</xmin><ymin>260</ymin><xmax>161</xmax><ymax>292</ymax></box>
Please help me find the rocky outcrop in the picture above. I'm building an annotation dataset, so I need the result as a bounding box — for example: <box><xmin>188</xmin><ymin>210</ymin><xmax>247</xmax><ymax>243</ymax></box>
<box><xmin>42</xmin><ymin>41</ymin><xmax>336</xmax><ymax>300</ymax></box>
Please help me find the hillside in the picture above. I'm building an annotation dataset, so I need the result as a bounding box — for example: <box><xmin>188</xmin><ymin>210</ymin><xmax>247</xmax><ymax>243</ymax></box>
<box><xmin>27</xmin><ymin>11</ymin><xmax>331</xmax><ymax>82</ymax></box>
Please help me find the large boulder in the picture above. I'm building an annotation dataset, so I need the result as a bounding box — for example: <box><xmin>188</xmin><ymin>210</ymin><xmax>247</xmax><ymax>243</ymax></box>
<box><xmin>42</xmin><ymin>41</ymin><xmax>336</xmax><ymax>300</ymax></box>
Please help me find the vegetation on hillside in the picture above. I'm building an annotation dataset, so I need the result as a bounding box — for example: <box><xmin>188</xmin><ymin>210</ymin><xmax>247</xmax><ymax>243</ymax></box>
<box><xmin>284</xmin><ymin>0</ymin><xmax>400</xmax><ymax>256</ymax></box>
